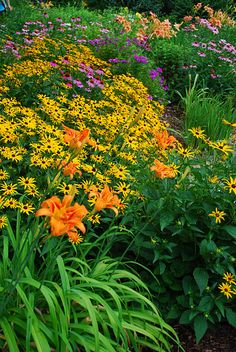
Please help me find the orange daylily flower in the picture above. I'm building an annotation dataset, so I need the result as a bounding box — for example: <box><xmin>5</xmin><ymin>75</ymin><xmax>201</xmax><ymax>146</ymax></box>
<box><xmin>150</xmin><ymin>159</ymin><xmax>176</xmax><ymax>179</ymax></box>
<box><xmin>59</xmin><ymin>160</ymin><xmax>81</xmax><ymax>180</ymax></box>
<box><xmin>153</xmin><ymin>130</ymin><xmax>176</xmax><ymax>150</ymax></box>
<box><xmin>35</xmin><ymin>194</ymin><xmax>88</xmax><ymax>242</ymax></box>
<box><xmin>89</xmin><ymin>184</ymin><xmax>124</xmax><ymax>216</ymax></box>
<box><xmin>63</xmin><ymin>125</ymin><xmax>96</xmax><ymax>151</ymax></box>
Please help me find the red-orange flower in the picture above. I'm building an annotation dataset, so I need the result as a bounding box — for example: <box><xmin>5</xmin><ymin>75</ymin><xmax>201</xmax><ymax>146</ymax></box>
<box><xmin>150</xmin><ymin>159</ymin><xmax>176</xmax><ymax>179</ymax></box>
<box><xmin>63</xmin><ymin>125</ymin><xmax>96</xmax><ymax>151</ymax></box>
<box><xmin>35</xmin><ymin>194</ymin><xmax>88</xmax><ymax>240</ymax></box>
<box><xmin>59</xmin><ymin>160</ymin><xmax>81</xmax><ymax>180</ymax></box>
<box><xmin>89</xmin><ymin>185</ymin><xmax>124</xmax><ymax>216</ymax></box>
<box><xmin>153</xmin><ymin>130</ymin><xmax>176</xmax><ymax>150</ymax></box>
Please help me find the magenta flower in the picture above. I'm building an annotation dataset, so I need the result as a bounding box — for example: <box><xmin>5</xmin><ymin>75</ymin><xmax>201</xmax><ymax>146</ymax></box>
<box><xmin>197</xmin><ymin>52</ymin><xmax>206</xmax><ymax>57</ymax></box>
<box><xmin>50</xmin><ymin>61</ymin><xmax>58</xmax><ymax>67</ymax></box>
<box><xmin>133</xmin><ymin>55</ymin><xmax>148</xmax><ymax>63</ymax></box>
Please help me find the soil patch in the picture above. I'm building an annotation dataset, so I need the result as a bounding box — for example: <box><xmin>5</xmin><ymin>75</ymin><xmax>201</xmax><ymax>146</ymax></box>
<box><xmin>172</xmin><ymin>323</ymin><xmax>236</xmax><ymax>352</ymax></box>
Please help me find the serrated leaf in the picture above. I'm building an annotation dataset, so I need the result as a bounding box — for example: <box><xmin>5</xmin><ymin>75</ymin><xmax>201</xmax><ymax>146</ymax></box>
<box><xmin>193</xmin><ymin>267</ymin><xmax>209</xmax><ymax>295</ymax></box>
<box><xmin>194</xmin><ymin>315</ymin><xmax>208</xmax><ymax>343</ymax></box>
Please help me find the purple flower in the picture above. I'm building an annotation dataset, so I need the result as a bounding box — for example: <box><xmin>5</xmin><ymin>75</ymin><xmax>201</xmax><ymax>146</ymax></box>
<box><xmin>133</xmin><ymin>55</ymin><xmax>148</xmax><ymax>63</ymax></box>
<box><xmin>197</xmin><ymin>52</ymin><xmax>206</xmax><ymax>57</ymax></box>
<box><xmin>73</xmin><ymin>79</ymin><xmax>83</xmax><ymax>88</ymax></box>
<box><xmin>50</xmin><ymin>61</ymin><xmax>58</xmax><ymax>67</ymax></box>
<box><xmin>88</xmin><ymin>39</ymin><xmax>102</xmax><ymax>45</ymax></box>
<box><xmin>77</xmin><ymin>39</ymin><xmax>87</xmax><ymax>44</ymax></box>
<box><xmin>108</xmin><ymin>58</ymin><xmax>127</xmax><ymax>63</ymax></box>
<box><xmin>109</xmin><ymin>58</ymin><xmax>119</xmax><ymax>63</ymax></box>
<box><xmin>100</xmin><ymin>28</ymin><xmax>110</xmax><ymax>33</ymax></box>
<box><xmin>71</xmin><ymin>17</ymin><xmax>81</xmax><ymax>22</ymax></box>
<box><xmin>95</xmin><ymin>69</ymin><xmax>104</xmax><ymax>75</ymax></box>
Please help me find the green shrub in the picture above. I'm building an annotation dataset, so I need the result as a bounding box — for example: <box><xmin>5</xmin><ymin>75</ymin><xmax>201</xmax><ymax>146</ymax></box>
<box><xmin>118</xmin><ymin>132</ymin><xmax>236</xmax><ymax>342</ymax></box>
<box><xmin>150</xmin><ymin>39</ymin><xmax>193</xmax><ymax>100</ymax></box>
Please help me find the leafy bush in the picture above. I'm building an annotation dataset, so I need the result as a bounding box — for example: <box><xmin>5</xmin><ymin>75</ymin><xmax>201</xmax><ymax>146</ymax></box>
<box><xmin>150</xmin><ymin>40</ymin><xmax>193</xmax><ymax>99</ymax></box>
<box><xmin>118</xmin><ymin>128</ymin><xmax>236</xmax><ymax>342</ymax></box>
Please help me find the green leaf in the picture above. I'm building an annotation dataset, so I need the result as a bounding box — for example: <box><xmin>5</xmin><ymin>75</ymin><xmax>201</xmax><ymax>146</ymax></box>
<box><xmin>198</xmin><ymin>296</ymin><xmax>214</xmax><ymax>312</ymax></box>
<box><xmin>176</xmin><ymin>295</ymin><xmax>189</xmax><ymax>308</ymax></box>
<box><xmin>179</xmin><ymin>310</ymin><xmax>198</xmax><ymax>324</ymax></box>
<box><xmin>160</xmin><ymin>212</ymin><xmax>175</xmax><ymax>231</ymax></box>
<box><xmin>193</xmin><ymin>268</ymin><xmax>209</xmax><ymax>295</ymax></box>
<box><xmin>194</xmin><ymin>315</ymin><xmax>208</xmax><ymax>343</ymax></box>
<box><xmin>225</xmin><ymin>308</ymin><xmax>236</xmax><ymax>328</ymax></box>
<box><xmin>31</xmin><ymin>324</ymin><xmax>51</xmax><ymax>352</ymax></box>
<box><xmin>223</xmin><ymin>225</ymin><xmax>236</xmax><ymax>239</ymax></box>
<box><xmin>0</xmin><ymin>317</ymin><xmax>20</xmax><ymax>352</ymax></box>
<box><xmin>200</xmin><ymin>239</ymin><xmax>217</xmax><ymax>257</ymax></box>
<box><xmin>167</xmin><ymin>305</ymin><xmax>181</xmax><ymax>320</ymax></box>
<box><xmin>40</xmin><ymin>237</ymin><xmax>58</xmax><ymax>256</ymax></box>
<box><xmin>215</xmin><ymin>300</ymin><xmax>225</xmax><ymax>317</ymax></box>
<box><xmin>159</xmin><ymin>262</ymin><xmax>166</xmax><ymax>275</ymax></box>
<box><xmin>182</xmin><ymin>276</ymin><xmax>195</xmax><ymax>295</ymax></box>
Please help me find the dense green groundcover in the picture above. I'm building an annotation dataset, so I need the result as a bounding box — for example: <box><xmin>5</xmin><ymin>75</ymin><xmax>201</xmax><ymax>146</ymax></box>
<box><xmin>0</xmin><ymin>0</ymin><xmax>236</xmax><ymax>350</ymax></box>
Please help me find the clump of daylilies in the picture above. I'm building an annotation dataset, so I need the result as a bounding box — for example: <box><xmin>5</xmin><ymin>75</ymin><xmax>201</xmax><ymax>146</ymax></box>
<box><xmin>36</xmin><ymin>184</ymin><xmax>123</xmax><ymax>244</ymax></box>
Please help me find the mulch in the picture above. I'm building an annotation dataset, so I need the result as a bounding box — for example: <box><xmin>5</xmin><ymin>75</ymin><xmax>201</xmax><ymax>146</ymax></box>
<box><xmin>172</xmin><ymin>323</ymin><xmax>236</xmax><ymax>352</ymax></box>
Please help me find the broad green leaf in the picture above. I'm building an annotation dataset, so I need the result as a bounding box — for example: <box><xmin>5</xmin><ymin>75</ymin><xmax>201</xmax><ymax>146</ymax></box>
<box><xmin>182</xmin><ymin>275</ymin><xmax>195</xmax><ymax>295</ymax></box>
<box><xmin>215</xmin><ymin>300</ymin><xmax>225</xmax><ymax>317</ymax></box>
<box><xmin>225</xmin><ymin>308</ymin><xmax>236</xmax><ymax>328</ymax></box>
<box><xmin>160</xmin><ymin>212</ymin><xmax>175</xmax><ymax>231</ymax></box>
<box><xmin>167</xmin><ymin>305</ymin><xmax>181</xmax><ymax>320</ymax></box>
<box><xmin>200</xmin><ymin>239</ymin><xmax>217</xmax><ymax>257</ymax></box>
<box><xmin>198</xmin><ymin>296</ymin><xmax>214</xmax><ymax>312</ymax></box>
<box><xmin>193</xmin><ymin>267</ymin><xmax>209</xmax><ymax>295</ymax></box>
<box><xmin>179</xmin><ymin>310</ymin><xmax>197</xmax><ymax>324</ymax></box>
<box><xmin>194</xmin><ymin>315</ymin><xmax>208</xmax><ymax>343</ymax></box>
<box><xmin>223</xmin><ymin>225</ymin><xmax>236</xmax><ymax>239</ymax></box>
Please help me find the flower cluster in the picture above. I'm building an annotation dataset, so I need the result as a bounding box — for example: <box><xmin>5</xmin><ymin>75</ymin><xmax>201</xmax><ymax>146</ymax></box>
<box><xmin>0</xmin><ymin>32</ymin><xmax>168</xmax><ymax>243</ymax></box>
<box><xmin>218</xmin><ymin>272</ymin><xmax>236</xmax><ymax>299</ymax></box>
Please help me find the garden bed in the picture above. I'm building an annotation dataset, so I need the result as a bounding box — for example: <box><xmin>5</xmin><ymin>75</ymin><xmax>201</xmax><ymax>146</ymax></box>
<box><xmin>0</xmin><ymin>1</ymin><xmax>235</xmax><ymax>351</ymax></box>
